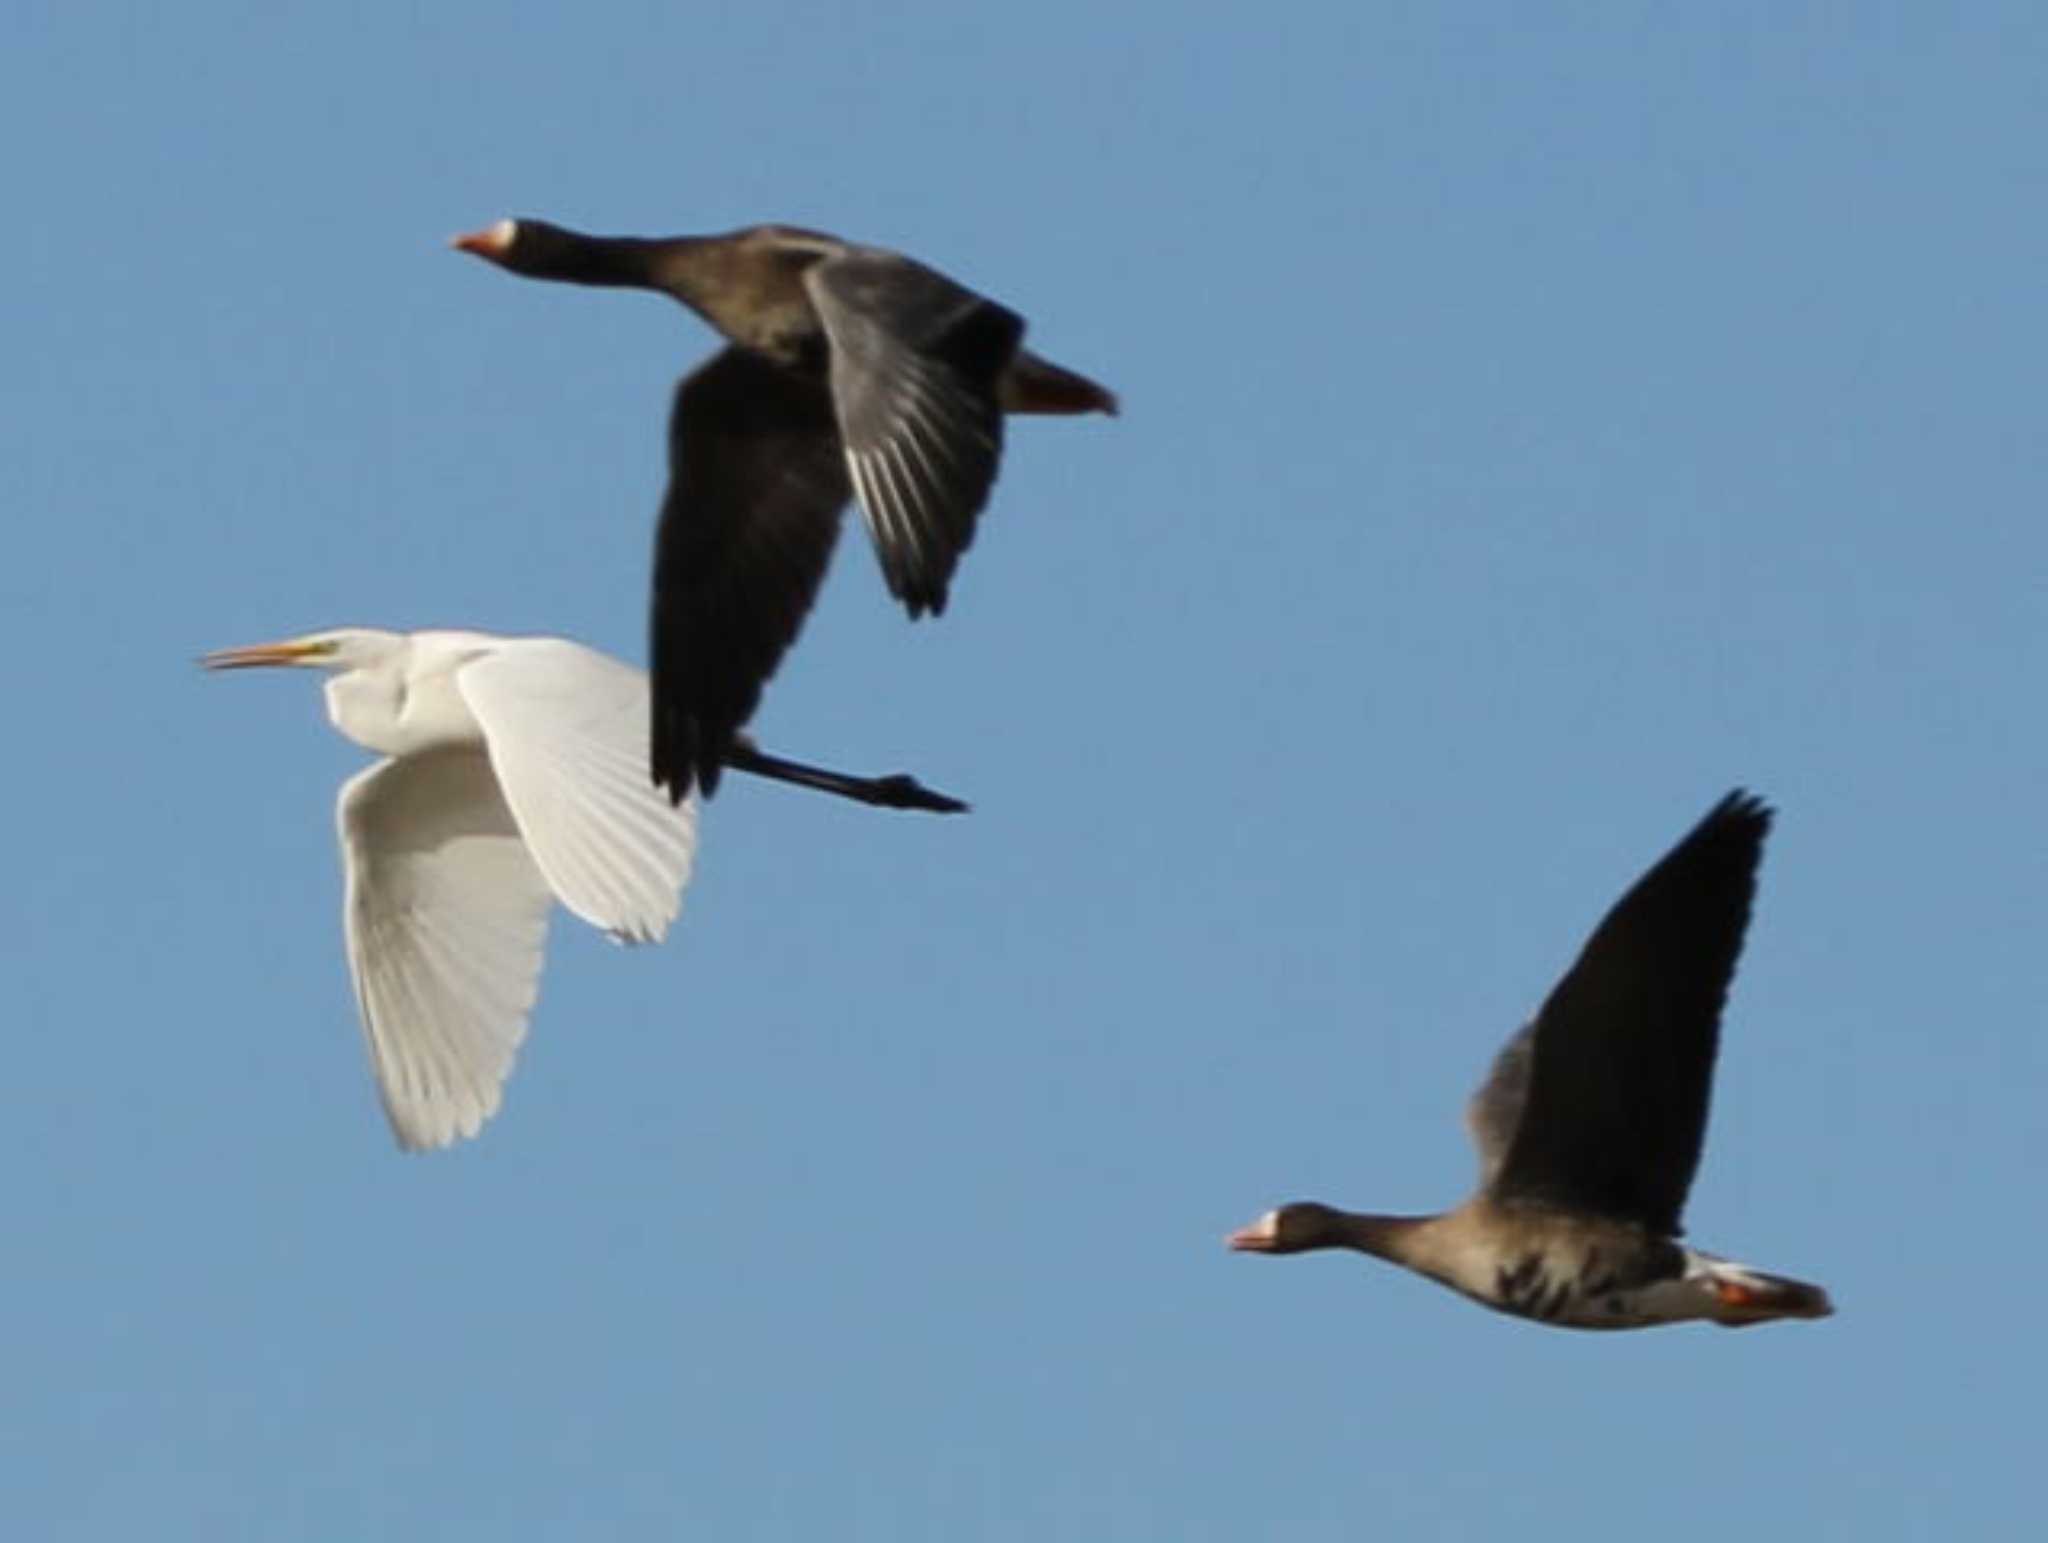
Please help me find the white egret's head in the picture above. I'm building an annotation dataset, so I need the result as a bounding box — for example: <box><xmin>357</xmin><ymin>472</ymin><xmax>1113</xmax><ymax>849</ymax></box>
<box><xmin>200</xmin><ymin>629</ymin><xmax>400</xmax><ymax>674</ymax></box>
<box><xmin>203</xmin><ymin>629</ymin><xmax>417</xmax><ymax>754</ymax></box>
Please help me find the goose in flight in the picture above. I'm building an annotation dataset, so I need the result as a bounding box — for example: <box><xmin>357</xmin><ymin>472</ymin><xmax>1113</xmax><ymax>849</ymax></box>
<box><xmin>453</xmin><ymin>218</ymin><xmax>1116</xmax><ymax>803</ymax></box>
<box><xmin>1229</xmin><ymin>791</ymin><xmax>1833</xmax><ymax>1330</ymax></box>
<box><xmin>205</xmin><ymin>626</ymin><xmax>963</xmax><ymax>1150</ymax></box>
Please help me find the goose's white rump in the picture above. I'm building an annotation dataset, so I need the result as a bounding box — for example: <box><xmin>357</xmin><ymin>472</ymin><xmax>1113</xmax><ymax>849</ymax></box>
<box><xmin>207</xmin><ymin>628</ymin><xmax>698</xmax><ymax>1151</ymax></box>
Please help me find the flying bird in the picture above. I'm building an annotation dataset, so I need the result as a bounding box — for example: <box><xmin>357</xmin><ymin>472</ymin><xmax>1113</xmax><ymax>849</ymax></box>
<box><xmin>205</xmin><ymin>627</ymin><xmax>964</xmax><ymax>1150</ymax></box>
<box><xmin>1228</xmin><ymin>791</ymin><xmax>1833</xmax><ymax>1331</ymax></box>
<box><xmin>452</xmin><ymin>218</ymin><xmax>1117</xmax><ymax>803</ymax></box>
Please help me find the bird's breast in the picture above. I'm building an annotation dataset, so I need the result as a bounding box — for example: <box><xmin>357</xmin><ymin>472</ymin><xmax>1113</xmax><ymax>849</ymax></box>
<box><xmin>390</xmin><ymin>674</ymin><xmax>485</xmax><ymax>757</ymax></box>
<box><xmin>327</xmin><ymin>671</ymin><xmax>482</xmax><ymax>758</ymax></box>
<box><xmin>1480</xmin><ymin>1235</ymin><xmax>1696</xmax><ymax>1330</ymax></box>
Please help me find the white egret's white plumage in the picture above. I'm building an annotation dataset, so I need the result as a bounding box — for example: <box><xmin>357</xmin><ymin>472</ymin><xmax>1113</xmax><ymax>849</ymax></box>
<box><xmin>205</xmin><ymin>628</ymin><xmax>700</xmax><ymax>1151</ymax></box>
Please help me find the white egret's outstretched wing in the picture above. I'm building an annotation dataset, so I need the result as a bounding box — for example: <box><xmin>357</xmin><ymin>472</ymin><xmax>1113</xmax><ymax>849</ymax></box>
<box><xmin>456</xmin><ymin>639</ymin><xmax>699</xmax><ymax>944</ymax></box>
<box><xmin>338</xmin><ymin>753</ymin><xmax>553</xmax><ymax>1152</ymax></box>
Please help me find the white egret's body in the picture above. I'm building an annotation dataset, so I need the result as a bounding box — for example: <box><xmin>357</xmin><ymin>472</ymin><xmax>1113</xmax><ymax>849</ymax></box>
<box><xmin>207</xmin><ymin>628</ymin><xmax>699</xmax><ymax>1151</ymax></box>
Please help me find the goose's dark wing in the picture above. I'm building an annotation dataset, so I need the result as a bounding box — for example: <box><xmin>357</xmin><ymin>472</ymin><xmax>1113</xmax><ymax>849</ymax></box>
<box><xmin>650</xmin><ymin>346</ymin><xmax>852</xmax><ymax>802</ymax></box>
<box><xmin>1486</xmin><ymin>791</ymin><xmax>1773</xmax><ymax>1235</ymax></box>
<box><xmin>1463</xmin><ymin>1021</ymin><xmax>1536</xmax><ymax>1188</ymax></box>
<box><xmin>803</xmin><ymin>249</ymin><xmax>1025</xmax><ymax>617</ymax></box>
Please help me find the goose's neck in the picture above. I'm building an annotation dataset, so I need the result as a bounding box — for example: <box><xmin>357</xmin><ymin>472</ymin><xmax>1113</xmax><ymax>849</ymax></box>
<box><xmin>1319</xmin><ymin>1210</ymin><xmax>1438</xmax><ymax>1263</ymax></box>
<box><xmin>1320</xmin><ymin>1209</ymin><xmax>1518</xmax><ymax>1297</ymax></box>
<box><xmin>543</xmin><ymin>234</ymin><xmax>678</xmax><ymax>290</ymax></box>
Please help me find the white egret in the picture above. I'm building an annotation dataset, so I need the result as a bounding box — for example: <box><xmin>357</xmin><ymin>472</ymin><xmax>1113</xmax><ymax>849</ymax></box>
<box><xmin>205</xmin><ymin>627</ymin><xmax>964</xmax><ymax>1150</ymax></box>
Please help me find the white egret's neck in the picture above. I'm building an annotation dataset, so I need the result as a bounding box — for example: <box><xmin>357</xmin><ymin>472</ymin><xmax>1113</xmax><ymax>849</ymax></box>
<box><xmin>325</xmin><ymin>631</ymin><xmax>488</xmax><ymax>758</ymax></box>
<box><xmin>233</xmin><ymin>627</ymin><xmax>415</xmax><ymax>754</ymax></box>
<box><xmin>323</xmin><ymin>647</ymin><xmax>411</xmax><ymax>755</ymax></box>
<box><xmin>203</xmin><ymin>627</ymin><xmax>485</xmax><ymax>758</ymax></box>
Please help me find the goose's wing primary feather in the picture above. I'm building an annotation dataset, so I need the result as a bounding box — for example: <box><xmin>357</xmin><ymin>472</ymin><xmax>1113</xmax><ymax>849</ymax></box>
<box><xmin>804</xmin><ymin>248</ymin><xmax>1025</xmax><ymax>617</ymax></box>
<box><xmin>1486</xmin><ymin>792</ymin><xmax>1772</xmax><ymax>1234</ymax></box>
<box><xmin>1464</xmin><ymin>1021</ymin><xmax>1536</xmax><ymax>1188</ymax></box>
<box><xmin>649</xmin><ymin>345</ymin><xmax>852</xmax><ymax>802</ymax></box>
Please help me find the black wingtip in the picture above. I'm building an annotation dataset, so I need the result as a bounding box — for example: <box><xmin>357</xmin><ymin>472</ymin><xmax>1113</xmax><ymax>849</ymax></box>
<box><xmin>653</xmin><ymin>766</ymin><xmax>706</xmax><ymax>807</ymax></box>
<box><xmin>1667</xmin><ymin>789</ymin><xmax>1774</xmax><ymax>899</ymax></box>
<box><xmin>892</xmin><ymin>576</ymin><xmax>950</xmax><ymax>620</ymax></box>
<box><xmin>650</xmin><ymin>723</ymin><xmax>722</xmax><ymax>807</ymax></box>
<box><xmin>1706</xmin><ymin>788</ymin><xmax>1774</xmax><ymax>836</ymax></box>
<box><xmin>871</xmin><ymin>533</ymin><xmax>956</xmax><ymax>619</ymax></box>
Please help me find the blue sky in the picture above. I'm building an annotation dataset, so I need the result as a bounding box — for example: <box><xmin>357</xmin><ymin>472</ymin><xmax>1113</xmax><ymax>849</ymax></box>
<box><xmin>7</xmin><ymin>4</ymin><xmax>2043</xmax><ymax>1537</ymax></box>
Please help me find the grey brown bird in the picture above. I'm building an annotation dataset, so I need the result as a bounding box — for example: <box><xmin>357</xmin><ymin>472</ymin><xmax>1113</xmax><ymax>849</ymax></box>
<box><xmin>1229</xmin><ymin>791</ymin><xmax>1834</xmax><ymax>1331</ymax></box>
<box><xmin>453</xmin><ymin>218</ymin><xmax>1117</xmax><ymax>803</ymax></box>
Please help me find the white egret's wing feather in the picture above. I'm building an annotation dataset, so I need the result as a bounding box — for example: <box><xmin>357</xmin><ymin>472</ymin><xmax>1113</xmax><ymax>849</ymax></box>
<box><xmin>456</xmin><ymin>640</ymin><xmax>699</xmax><ymax>944</ymax></box>
<box><xmin>338</xmin><ymin>754</ymin><xmax>553</xmax><ymax>1152</ymax></box>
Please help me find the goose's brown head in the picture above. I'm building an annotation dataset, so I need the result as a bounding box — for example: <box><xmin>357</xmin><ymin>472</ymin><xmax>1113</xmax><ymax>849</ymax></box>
<box><xmin>450</xmin><ymin>218</ymin><xmax>585</xmax><ymax>279</ymax></box>
<box><xmin>1226</xmin><ymin>1202</ymin><xmax>1346</xmax><ymax>1255</ymax></box>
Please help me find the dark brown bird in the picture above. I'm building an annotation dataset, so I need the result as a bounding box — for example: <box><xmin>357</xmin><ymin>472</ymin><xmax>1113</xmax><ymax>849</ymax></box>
<box><xmin>1229</xmin><ymin>791</ymin><xmax>1834</xmax><ymax>1331</ymax></box>
<box><xmin>452</xmin><ymin>218</ymin><xmax>1117</xmax><ymax>803</ymax></box>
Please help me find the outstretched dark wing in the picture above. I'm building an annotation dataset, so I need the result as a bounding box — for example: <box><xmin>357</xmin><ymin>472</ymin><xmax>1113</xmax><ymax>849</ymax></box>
<box><xmin>1487</xmin><ymin>791</ymin><xmax>1773</xmax><ymax>1235</ymax></box>
<box><xmin>1464</xmin><ymin>1021</ymin><xmax>1537</xmax><ymax>1189</ymax></box>
<box><xmin>804</xmin><ymin>249</ymin><xmax>1025</xmax><ymax>617</ymax></box>
<box><xmin>649</xmin><ymin>346</ymin><xmax>852</xmax><ymax>803</ymax></box>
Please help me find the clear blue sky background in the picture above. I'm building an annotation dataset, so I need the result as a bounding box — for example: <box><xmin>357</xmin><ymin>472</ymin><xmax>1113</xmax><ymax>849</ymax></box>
<box><xmin>7</xmin><ymin>4</ymin><xmax>2042</xmax><ymax>1537</ymax></box>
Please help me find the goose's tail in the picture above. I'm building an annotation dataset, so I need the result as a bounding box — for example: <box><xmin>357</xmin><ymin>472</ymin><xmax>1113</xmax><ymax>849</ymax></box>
<box><xmin>1701</xmin><ymin>1259</ymin><xmax>1835</xmax><ymax>1328</ymax></box>
<box><xmin>1001</xmin><ymin>350</ymin><xmax>1120</xmax><ymax>416</ymax></box>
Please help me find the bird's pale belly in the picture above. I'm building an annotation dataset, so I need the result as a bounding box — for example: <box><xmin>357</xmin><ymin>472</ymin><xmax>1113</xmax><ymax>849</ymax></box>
<box><xmin>1477</xmin><ymin>1248</ymin><xmax>1701</xmax><ymax>1331</ymax></box>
